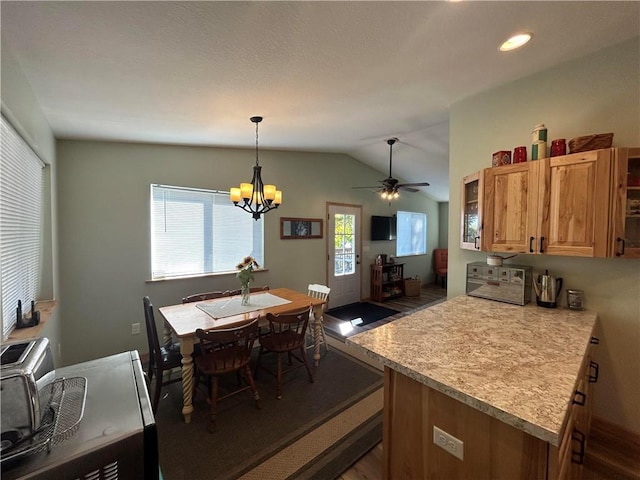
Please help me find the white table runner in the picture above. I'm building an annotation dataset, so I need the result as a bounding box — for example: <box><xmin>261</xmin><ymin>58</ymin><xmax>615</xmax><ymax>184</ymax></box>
<box><xmin>196</xmin><ymin>292</ymin><xmax>292</xmax><ymax>319</ymax></box>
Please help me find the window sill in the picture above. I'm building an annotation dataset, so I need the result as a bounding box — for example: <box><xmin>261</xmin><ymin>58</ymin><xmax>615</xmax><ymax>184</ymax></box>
<box><xmin>146</xmin><ymin>268</ymin><xmax>269</xmax><ymax>283</ymax></box>
<box><xmin>7</xmin><ymin>300</ymin><xmax>58</xmax><ymax>342</ymax></box>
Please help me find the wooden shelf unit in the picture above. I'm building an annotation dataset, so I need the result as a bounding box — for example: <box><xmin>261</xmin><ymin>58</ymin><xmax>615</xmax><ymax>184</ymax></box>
<box><xmin>371</xmin><ymin>263</ymin><xmax>404</xmax><ymax>302</ymax></box>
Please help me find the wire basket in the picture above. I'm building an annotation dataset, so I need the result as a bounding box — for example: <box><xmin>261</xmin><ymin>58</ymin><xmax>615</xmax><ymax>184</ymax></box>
<box><xmin>568</xmin><ymin>133</ymin><xmax>613</xmax><ymax>153</ymax></box>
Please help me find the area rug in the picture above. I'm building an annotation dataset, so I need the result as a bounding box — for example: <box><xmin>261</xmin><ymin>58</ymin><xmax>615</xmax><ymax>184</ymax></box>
<box><xmin>325</xmin><ymin>302</ymin><xmax>400</xmax><ymax>327</ymax></box>
<box><xmin>155</xmin><ymin>348</ymin><xmax>383</xmax><ymax>480</ymax></box>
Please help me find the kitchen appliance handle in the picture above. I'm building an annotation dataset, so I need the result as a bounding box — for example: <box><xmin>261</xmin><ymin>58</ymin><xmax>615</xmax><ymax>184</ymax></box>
<box><xmin>556</xmin><ymin>277</ymin><xmax>563</xmax><ymax>297</ymax></box>
<box><xmin>529</xmin><ymin>236</ymin><xmax>534</xmax><ymax>253</ymax></box>
<box><xmin>616</xmin><ymin>237</ymin><xmax>625</xmax><ymax>256</ymax></box>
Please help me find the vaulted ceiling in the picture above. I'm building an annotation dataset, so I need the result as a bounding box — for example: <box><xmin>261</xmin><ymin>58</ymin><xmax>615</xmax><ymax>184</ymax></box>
<box><xmin>2</xmin><ymin>1</ymin><xmax>638</xmax><ymax>201</ymax></box>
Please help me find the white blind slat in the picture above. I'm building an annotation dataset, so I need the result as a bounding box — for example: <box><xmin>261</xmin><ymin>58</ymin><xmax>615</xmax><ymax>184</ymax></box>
<box><xmin>0</xmin><ymin>115</ymin><xmax>44</xmax><ymax>339</ymax></box>
<box><xmin>150</xmin><ymin>184</ymin><xmax>264</xmax><ymax>280</ymax></box>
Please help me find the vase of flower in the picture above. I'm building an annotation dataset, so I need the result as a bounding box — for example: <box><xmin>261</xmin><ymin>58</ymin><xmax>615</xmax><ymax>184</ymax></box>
<box><xmin>236</xmin><ymin>256</ymin><xmax>260</xmax><ymax>307</ymax></box>
<box><xmin>241</xmin><ymin>283</ymin><xmax>251</xmax><ymax>306</ymax></box>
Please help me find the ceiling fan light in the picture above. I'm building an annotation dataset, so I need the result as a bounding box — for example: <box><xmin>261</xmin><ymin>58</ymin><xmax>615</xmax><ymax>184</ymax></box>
<box><xmin>394</xmin><ymin>191</ymin><xmax>399</xmax><ymax>199</ymax></box>
<box><xmin>381</xmin><ymin>191</ymin><xmax>388</xmax><ymax>199</ymax></box>
<box><xmin>499</xmin><ymin>33</ymin><xmax>532</xmax><ymax>52</ymax></box>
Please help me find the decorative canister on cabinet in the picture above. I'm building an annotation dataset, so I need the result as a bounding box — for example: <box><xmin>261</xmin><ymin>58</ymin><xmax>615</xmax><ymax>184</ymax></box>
<box><xmin>531</xmin><ymin>123</ymin><xmax>548</xmax><ymax>160</ymax></box>
<box><xmin>492</xmin><ymin>150</ymin><xmax>511</xmax><ymax>167</ymax></box>
<box><xmin>550</xmin><ymin>138</ymin><xmax>567</xmax><ymax>157</ymax></box>
<box><xmin>513</xmin><ymin>146</ymin><xmax>527</xmax><ymax>163</ymax></box>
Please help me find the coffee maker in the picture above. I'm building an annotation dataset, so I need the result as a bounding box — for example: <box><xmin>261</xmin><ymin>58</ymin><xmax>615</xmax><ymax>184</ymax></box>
<box><xmin>533</xmin><ymin>270</ymin><xmax>563</xmax><ymax>308</ymax></box>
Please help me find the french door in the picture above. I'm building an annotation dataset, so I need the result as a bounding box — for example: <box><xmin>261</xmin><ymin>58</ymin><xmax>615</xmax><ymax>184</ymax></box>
<box><xmin>327</xmin><ymin>203</ymin><xmax>362</xmax><ymax>309</ymax></box>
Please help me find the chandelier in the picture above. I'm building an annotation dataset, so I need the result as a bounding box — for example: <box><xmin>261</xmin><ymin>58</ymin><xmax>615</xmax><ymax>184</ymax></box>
<box><xmin>229</xmin><ymin>116</ymin><xmax>282</xmax><ymax>220</ymax></box>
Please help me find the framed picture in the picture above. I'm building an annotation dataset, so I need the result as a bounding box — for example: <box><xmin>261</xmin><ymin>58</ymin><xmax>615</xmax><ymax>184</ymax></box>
<box><xmin>280</xmin><ymin>217</ymin><xmax>323</xmax><ymax>239</ymax></box>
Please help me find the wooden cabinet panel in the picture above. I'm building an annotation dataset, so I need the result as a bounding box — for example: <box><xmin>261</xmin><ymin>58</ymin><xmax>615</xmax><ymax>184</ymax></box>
<box><xmin>460</xmin><ymin>171</ymin><xmax>484</xmax><ymax>250</ymax></box>
<box><xmin>483</xmin><ymin>162</ymin><xmax>539</xmax><ymax>254</ymax></box>
<box><xmin>539</xmin><ymin>150</ymin><xmax>612</xmax><ymax>257</ymax></box>
<box><xmin>610</xmin><ymin>147</ymin><xmax>640</xmax><ymax>258</ymax></box>
<box><xmin>383</xmin><ymin>367</ymin><xmax>548</xmax><ymax>480</ymax></box>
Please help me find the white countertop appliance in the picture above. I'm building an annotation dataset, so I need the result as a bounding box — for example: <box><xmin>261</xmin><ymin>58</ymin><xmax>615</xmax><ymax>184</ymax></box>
<box><xmin>466</xmin><ymin>262</ymin><xmax>533</xmax><ymax>305</ymax></box>
<box><xmin>1</xmin><ymin>350</ymin><xmax>158</xmax><ymax>480</ymax></box>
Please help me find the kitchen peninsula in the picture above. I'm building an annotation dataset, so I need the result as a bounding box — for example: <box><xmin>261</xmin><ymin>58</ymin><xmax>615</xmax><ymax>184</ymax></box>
<box><xmin>346</xmin><ymin>295</ymin><xmax>598</xmax><ymax>479</ymax></box>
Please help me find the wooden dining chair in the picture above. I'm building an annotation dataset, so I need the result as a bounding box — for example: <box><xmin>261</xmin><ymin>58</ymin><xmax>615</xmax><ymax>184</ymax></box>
<box><xmin>254</xmin><ymin>306</ymin><xmax>314</xmax><ymax>399</ymax></box>
<box><xmin>182</xmin><ymin>290</ymin><xmax>230</xmax><ymax>304</ymax></box>
<box><xmin>194</xmin><ymin>318</ymin><xmax>261</xmax><ymax>432</ymax></box>
<box><xmin>306</xmin><ymin>284</ymin><xmax>331</xmax><ymax>353</ymax></box>
<box><xmin>433</xmin><ymin>248</ymin><xmax>448</xmax><ymax>287</ymax></box>
<box><xmin>227</xmin><ymin>285</ymin><xmax>270</xmax><ymax>296</ymax></box>
<box><xmin>143</xmin><ymin>296</ymin><xmax>183</xmax><ymax>414</ymax></box>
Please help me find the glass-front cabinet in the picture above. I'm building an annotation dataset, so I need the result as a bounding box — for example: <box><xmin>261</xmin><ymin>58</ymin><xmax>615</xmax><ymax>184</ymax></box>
<box><xmin>612</xmin><ymin>147</ymin><xmax>640</xmax><ymax>258</ymax></box>
<box><xmin>460</xmin><ymin>171</ymin><xmax>483</xmax><ymax>250</ymax></box>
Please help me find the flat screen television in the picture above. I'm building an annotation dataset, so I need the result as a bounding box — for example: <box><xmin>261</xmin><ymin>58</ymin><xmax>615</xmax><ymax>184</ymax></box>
<box><xmin>371</xmin><ymin>215</ymin><xmax>396</xmax><ymax>241</ymax></box>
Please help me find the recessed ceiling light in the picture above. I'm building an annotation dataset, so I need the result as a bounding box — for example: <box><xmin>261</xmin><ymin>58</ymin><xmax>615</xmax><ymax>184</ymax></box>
<box><xmin>499</xmin><ymin>33</ymin><xmax>533</xmax><ymax>52</ymax></box>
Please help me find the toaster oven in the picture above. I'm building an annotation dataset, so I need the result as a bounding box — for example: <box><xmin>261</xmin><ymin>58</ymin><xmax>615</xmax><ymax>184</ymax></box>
<box><xmin>1</xmin><ymin>337</ymin><xmax>56</xmax><ymax>441</ymax></box>
<box><xmin>466</xmin><ymin>261</ymin><xmax>533</xmax><ymax>305</ymax></box>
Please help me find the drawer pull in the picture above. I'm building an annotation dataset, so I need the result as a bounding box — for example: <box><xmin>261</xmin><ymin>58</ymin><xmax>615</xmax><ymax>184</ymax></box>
<box><xmin>571</xmin><ymin>429</ymin><xmax>586</xmax><ymax>465</ymax></box>
<box><xmin>590</xmin><ymin>336</ymin><xmax>600</xmax><ymax>345</ymax></box>
<box><xmin>589</xmin><ymin>361</ymin><xmax>599</xmax><ymax>383</ymax></box>
<box><xmin>572</xmin><ymin>390</ymin><xmax>586</xmax><ymax>406</ymax></box>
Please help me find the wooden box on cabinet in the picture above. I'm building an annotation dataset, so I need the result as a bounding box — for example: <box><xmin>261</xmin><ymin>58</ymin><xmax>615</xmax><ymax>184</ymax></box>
<box><xmin>371</xmin><ymin>263</ymin><xmax>404</xmax><ymax>302</ymax></box>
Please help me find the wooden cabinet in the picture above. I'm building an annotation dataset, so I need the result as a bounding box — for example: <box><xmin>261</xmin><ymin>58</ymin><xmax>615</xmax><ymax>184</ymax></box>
<box><xmin>549</xmin><ymin>339</ymin><xmax>599</xmax><ymax>480</ymax></box>
<box><xmin>483</xmin><ymin>149</ymin><xmax>613</xmax><ymax>257</ymax></box>
<box><xmin>384</xmin><ymin>339</ymin><xmax>598</xmax><ymax>480</ymax></box>
<box><xmin>610</xmin><ymin>147</ymin><xmax>640</xmax><ymax>258</ymax></box>
<box><xmin>370</xmin><ymin>263</ymin><xmax>404</xmax><ymax>302</ymax></box>
<box><xmin>460</xmin><ymin>171</ymin><xmax>484</xmax><ymax>250</ymax></box>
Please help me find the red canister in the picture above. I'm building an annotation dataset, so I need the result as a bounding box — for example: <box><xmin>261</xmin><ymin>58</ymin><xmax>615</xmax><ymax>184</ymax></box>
<box><xmin>513</xmin><ymin>146</ymin><xmax>527</xmax><ymax>163</ymax></box>
<box><xmin>550</xmin><ymin>138</ymin><xmax>567</xmax><ymax>157</ymax></box>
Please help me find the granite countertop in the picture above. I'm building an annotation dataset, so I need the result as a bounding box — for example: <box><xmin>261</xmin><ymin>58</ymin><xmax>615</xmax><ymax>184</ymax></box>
<box><xmin>346</xmin><ymin>295</ymin><xmax>597</xmax><ymax>446</ymax></box>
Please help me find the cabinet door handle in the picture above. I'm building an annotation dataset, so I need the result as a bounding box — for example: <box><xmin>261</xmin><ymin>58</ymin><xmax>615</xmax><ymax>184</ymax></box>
<box><xmin>571</xmin><ymin>429</ymin><xmax>586</xmax><ymax>465</ymax></box>
<box><xmin>474</xmin><ymin>236</ymin><xmax>480</xmax><ymax>250</ymax></box>
<box><xmin>589</xmin><ymin>361</ymin><xmax>599</xmax><ymax>383</ymax></box>
<box><xmin>616</xmin><ymin>237</ymin><xmax>625</xmax><ymax>256</ymax></box>
<box><xmin>529</xmin><ymin>236</ymin><xmax>535</xmax><ymax>253</ymax></box>
<box><xmin>572</xmin><ymin>389</ymin><xmax>587</xmax><ymax>406</ymax></box>
<box><xmin>539</xmin><ymin>236</ymin><xmax>545</xmax><ymax>253</ymax></box>
<box><xmin>590</xmin><ymin>336</ymin><xmax>600</xmax><ymax>345</ymax></box>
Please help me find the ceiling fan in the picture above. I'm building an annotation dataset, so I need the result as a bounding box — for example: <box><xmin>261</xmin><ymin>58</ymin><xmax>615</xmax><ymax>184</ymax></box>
<box><xmin>353</xmin><ymin>138</ymin><xmax>430</xmax><ymax>199</ymax></box>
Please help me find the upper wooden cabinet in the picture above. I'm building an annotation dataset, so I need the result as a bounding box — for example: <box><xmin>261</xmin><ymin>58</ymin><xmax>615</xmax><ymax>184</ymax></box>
<box><xmin>483</xmin><ymin>149</ymin><xmax>614</xmax><ymax>257</ymax></box>
<box><xmin>610</xmin><ymin>147</ymin><xmax>640</xmax><ymax>258</ymax></box>
<box><xmin>460</xmin><ymin>171</ymin><xmax>484</xmax><ymax>250</ymax></box>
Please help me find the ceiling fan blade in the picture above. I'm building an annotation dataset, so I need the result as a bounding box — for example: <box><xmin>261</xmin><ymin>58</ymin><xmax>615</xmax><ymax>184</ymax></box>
<box><xmin>398</xmin><ymin>181</ymin><xmax>430</xmax><ymax>187</ymax></box>
<box><xmin>398</xmin><ymin>186</ymin><xmax>419</xmax><ymax>192</ymax></box>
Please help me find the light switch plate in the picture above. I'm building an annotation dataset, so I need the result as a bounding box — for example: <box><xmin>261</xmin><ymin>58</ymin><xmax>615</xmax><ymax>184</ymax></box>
<box><xmin>433</xmin><ymin>425</ymin><xmax>464</xmax><ymax>461</ymax></box>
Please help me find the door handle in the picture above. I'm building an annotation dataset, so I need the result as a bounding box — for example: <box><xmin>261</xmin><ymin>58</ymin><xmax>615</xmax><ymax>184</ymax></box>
<box><xmin>616</xmin><ymin>237</ymin><xmax>625</xmax><ymax>256</ymax></box>
<box><xmin>356</xmin><ymin>254</ymin><xmax>361</xmax><ymax>265</ymax></box>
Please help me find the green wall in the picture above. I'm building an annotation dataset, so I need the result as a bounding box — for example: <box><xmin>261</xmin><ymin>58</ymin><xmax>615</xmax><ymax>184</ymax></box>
<box><xmin>449</xmin><ymin>38</ymin><xmax>640</xmax><ymax>433</ymax></box>
<box><xmin>56</xmin><ymin>140</ymin><xmax>440</xmax><ymax>365</ymax></box>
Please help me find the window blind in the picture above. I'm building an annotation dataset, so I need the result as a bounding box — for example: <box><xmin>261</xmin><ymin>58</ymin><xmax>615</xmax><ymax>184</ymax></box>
<box><xmin>0</xmin><ymin>114</ymin><xmax>44</xmax><ymax>339</ymax></box>
<box><xmin>150</xmin><ymin>184</ymin><xmax>264</xmax><ymax>280</ymax></box>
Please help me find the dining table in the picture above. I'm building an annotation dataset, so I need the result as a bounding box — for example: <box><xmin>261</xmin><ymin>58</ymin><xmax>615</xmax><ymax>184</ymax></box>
<box><xmin>159</xmin><ymin>287</ymin><xmax>327</xmax><ymax>423</ymax></box>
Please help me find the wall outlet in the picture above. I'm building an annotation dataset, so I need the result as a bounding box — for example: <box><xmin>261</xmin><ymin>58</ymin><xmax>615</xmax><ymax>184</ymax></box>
<box><xmin>433</xmin><ymin>425</ymin><xmax>464</xmax><ymax>461</ymax></box>
<box><xmin>131</xmin><ymin>322</ymin><xmax>141</xmax><ymax>335</ymax></box>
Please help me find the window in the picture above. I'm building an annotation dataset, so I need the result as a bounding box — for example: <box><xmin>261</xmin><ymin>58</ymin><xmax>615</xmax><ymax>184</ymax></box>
<box><xmin>333</xmin><ymin>213</ymin><xmax>355</xmax><ymax>276</ymax></box>
<box><xmin>0</xmin><ymin>115</ymin><xmax>44</xmax><ymax>339</ymax></box>
<box><xmin>396</xmin><ymin>211</ymin><xmax>427</xmax><ymax>257</ymax></box>
<box><xmin>150</xmin><ymin>184</ymin><xmax>264</xmax><ymax>280</ymax></box>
